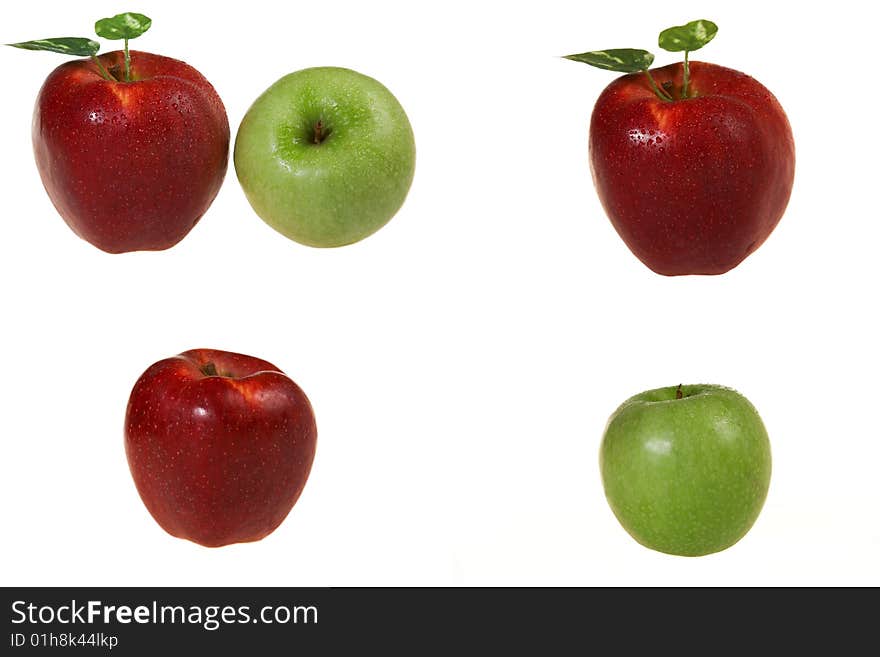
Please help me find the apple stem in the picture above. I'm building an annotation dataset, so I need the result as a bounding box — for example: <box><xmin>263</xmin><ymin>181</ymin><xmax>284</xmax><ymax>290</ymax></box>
<box><xmin>643</xmin><ymin>70</ymin><xmax>673</xmax><ymax>102</ymax></box>
<box><xmin>123</xmin><ymin>37</ymin><xmax>131</xmax><ymax>82</ymax></box>
<box><xmin>681</xmin><ymin>51</ymin><xmax>690</xmax><ymax>99</ymax></box>
<box><xmin>201</xmin><ymin>362</ymin><xmax>219</xmax><ymax>377</ymax></box>
<box><xmin>676</xmin><ymin>384</ymin><xmax>683</xmax><ymax>400</ymax></box>
<box><xmin>313</xmin><ymin>120</ymin><xmax>324</xmax><ymax>145</ymax></box>
<box><xmin>90</xmin><ymin>55</ymin><xmax>115</xmax><ymax>82</ymax></box>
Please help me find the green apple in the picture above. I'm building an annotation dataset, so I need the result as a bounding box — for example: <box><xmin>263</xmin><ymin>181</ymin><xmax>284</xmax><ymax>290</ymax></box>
<box><xmin>234</xmin><ymin>66</ymin><xmax>416</xmax><ymax>247</ymax></box>
<box><xmin>600</xmin><ymin>384</ymin><xmax>772</xmax><ymax>556</ymax></box>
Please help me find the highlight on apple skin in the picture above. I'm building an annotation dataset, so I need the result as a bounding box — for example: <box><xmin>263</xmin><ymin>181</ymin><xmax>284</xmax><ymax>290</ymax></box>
<box><xmin>599</xmin><ymin>383</ymin><xmax>772</xmax><ymax>556</ymax></box>
<box><xmin>124</xmin><ymin>349</ymin><xmax>317</xmax><ymax>548</ymax></box>
<box><xmin>234</xmin><ymin>66</ymin><xmax>416</xmax><ymax>248</ymax></box>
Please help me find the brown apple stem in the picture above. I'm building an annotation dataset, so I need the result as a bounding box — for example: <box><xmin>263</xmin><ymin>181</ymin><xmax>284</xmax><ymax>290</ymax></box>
<box><xmin>313</xmin><ymin>120</ymin><xmax>324</xmax><ymax>145</ymax></box>
<box><xmin>642</xmin><ymin>70</ymin><xmax>673</xmax><ymax>102</ymax></box>
<box><xmin>676</xmin><ymin>384</ymin><xmax>683</xmax><ymax>399</ymax></box>
<box><xmin>201</xmin><ymin>362</ymin><xmax>219</xmax><ymax>377</ymax></box>
<box><xmin>90</xmin><ymin>55</ymin><xmax>115</xmax><ymax>82</ymax></box>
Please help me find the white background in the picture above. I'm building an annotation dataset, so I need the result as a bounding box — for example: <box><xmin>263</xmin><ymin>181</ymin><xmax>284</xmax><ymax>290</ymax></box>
<box><xmin>1</xmin><ymin>0</ymin><xmax>877</xmax><ymax>586</ymax></box>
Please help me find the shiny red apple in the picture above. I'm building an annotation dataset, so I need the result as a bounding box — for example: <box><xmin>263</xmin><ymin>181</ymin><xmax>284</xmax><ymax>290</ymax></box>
<box><xmin>32</xmin><ymin>50</ymin><xmax>229</xmax><ymax>252</ymax></box>
<box><xmin>124</xmin><ymin>349</ymin><xmax>317</xmax><ymax>547</ymax></box>
<box><xmin>589</xmin><ymin>60</ymin><xmax>795</xmax><ymax>275</ymax></box>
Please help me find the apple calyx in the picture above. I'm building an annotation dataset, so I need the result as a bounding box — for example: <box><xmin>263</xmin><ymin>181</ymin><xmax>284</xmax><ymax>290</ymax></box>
<box><xmin>7</xmin><ymin>11</ymin><xmax>152</xmax><ymax>83</ymax></box>
<box><xmin>563</xmin><ymin>19</ymin><xmax>718</xmax><ymax>101</ymax></box>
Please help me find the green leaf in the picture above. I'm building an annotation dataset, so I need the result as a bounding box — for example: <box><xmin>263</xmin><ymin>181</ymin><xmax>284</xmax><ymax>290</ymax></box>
<box><xmin>563</xmin><ymin>49</ymin><xmax>655</xmax><ymax>73</ymax></box>
<box><xmin>7</xmin><ymin>37</ymin><xmax>100</xmax><ymax>57</ymax></box>
<box><xmin>95</xmin><ymin>12</ymin><xmax>152</xmax><ymax>41</ymax></box>
<box><xmin>658</xmin><ymin>19</ymin><xmax>718</xmax><ymax>53</ymax></box>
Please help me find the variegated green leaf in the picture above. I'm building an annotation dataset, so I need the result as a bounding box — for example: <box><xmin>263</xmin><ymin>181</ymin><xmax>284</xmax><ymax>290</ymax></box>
<box><xmin>7</xmin><ymin>37</ymin><xmax>100</xmax><ymax>57</ymax></box>
<box><xmin>95</xmin><ymin>12</ymin><xmax>152</xmax><ymax>40</ymax></box>
<box><xmin>564</xmin><ymin>49</ymin><xmax>655</xmax><ymax>73</ymax></box>
<box><xmin>658</xmin><ymin>19</ymin><xmax>718</xmax><ymax>53</ymax></box>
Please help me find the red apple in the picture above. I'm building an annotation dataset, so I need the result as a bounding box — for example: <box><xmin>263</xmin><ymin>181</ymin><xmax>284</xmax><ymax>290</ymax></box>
<box><xmin>589</xmin><ymin>61</ymin><xmax>795</xmax><ymax>275</ymax></box>
<box><xmin>32</xmin><ymin>50</ymin><xmax>229</xmax><ymax>253</ymax></box>
<box><xmin>124</xmin><ymin>349</ymin><xmax>317</xmax><ymax>547</ymax></box>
